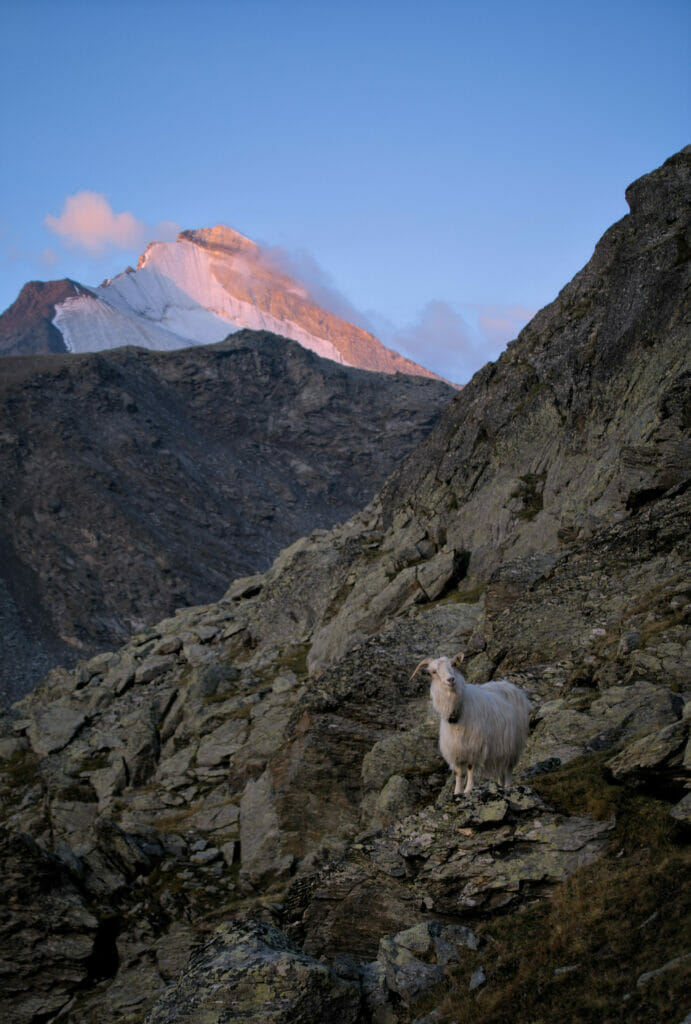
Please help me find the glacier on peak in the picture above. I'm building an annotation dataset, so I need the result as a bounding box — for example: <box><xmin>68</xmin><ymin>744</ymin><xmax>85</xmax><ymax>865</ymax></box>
<box><xmin>53</xmin><ymin>235</ymin><xmax>347</xmax><ymax>363</ymax></box>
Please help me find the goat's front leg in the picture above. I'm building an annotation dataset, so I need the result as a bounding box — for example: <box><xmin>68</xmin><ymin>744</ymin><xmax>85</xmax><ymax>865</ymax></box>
<box><xmin>463</xmin><ymin>764</ymin><xmax>474</xmax><ymax>793</ymax></box>
<box><xmin>453</xmin><ymin>765</ymin><xmax>464</xmax><ymax>796</ymax></box>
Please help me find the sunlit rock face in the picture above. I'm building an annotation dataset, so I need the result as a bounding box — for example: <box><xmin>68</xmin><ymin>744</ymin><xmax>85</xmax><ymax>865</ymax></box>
<box><xmin>1</xmin><ymin>224</ymin><xmax>441</xmax><ymax>378</ymax></box>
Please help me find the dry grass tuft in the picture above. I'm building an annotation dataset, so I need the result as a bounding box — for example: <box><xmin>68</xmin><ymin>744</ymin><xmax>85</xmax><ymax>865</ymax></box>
<box><xmin>415</xmin><ymin>758</ymin><xmax>689</xmax><ymax>1024</ymax></box>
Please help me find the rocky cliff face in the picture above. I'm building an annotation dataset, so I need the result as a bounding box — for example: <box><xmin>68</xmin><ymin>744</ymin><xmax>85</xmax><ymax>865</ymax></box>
<box><xmin>0</xmin><ymin>332</ymin><xmax>452</xmax><ymax>705</ymax></box>
<box><xmin>0</xmin><ymin>149</ymin><xmax>689</xmax><ymax>1024</ymax></box>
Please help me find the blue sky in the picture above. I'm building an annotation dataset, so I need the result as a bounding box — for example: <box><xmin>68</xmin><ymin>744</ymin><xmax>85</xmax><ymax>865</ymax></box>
<box><xmin>1</xmin><ymin>0</ymin><xmax>688</xmax><ymax>382</ymax></box>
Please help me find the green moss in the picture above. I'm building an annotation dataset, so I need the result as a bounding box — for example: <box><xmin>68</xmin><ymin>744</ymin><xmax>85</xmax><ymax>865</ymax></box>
<box><xmin>79</xmin><ymin>752</ymin><xmax>111</xmax><ymax>772</ymax></box>
<box><xmin>510</xmin><ymin>472</ymin><xmax>547</xmax><ymax>521</ymax></box>
<box><xmin>637</xmin><ymin>609</ymin><xmax>686</xmax><ymax>645</ymax></box>
<box><xmin>151</xmin><ymin>806</ymin><xmax>198</xmax><ymax>833</ymax></box>
<box><xmin>441</xmin><ymin>583</ymin><xmax>486</xmax><ymax>605</ymax></box>
<box><xmin>275</xmin><ymin>643</ymin><xmax>309</xmax><ymax>677</ymax></box>
<box><xmin>0</xmin><ymin>748</ymin><xmax>41</xmax><ymax>802</ymax></box>
<box><xmin>429</xmin><ymin>843</ymin><xmax>690</xmax><ymax>1024</ymax></box>
<box><xmin>530</xmin><ymin>754</ymin><xmax>678</xmax><ymax>850</ymax></box>
<box><xmin>0</xmin><ymin>748</ymin><xmax>45</xmax><ymax>822</ymax></box>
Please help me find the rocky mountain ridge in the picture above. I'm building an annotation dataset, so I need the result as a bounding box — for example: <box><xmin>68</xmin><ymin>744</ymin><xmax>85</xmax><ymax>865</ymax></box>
<box><xmin>0</xmin><ymin>278</ymin><xmax>95</xmax><ymax>356</ymax></box>
<box><xmin>0</xmin><ymin>148</ymin><xmax>689</xmax><ymax>1023</ymax></box>
<box><xmin>0</xmin><ymin>331</ymin><xmax>452</xmax><ymax>705</ymax></box>
<box><xmin>0</xmin><ymin>224</ymin><xmax>440</xmax><ymax>379</ymax></box>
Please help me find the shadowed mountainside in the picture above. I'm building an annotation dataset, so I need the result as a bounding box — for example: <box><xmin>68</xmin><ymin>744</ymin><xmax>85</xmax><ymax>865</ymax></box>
<box><xmin>0</xmin><ymin>332</ymin><xmax>452</xmax><ymax>704</ymax></box>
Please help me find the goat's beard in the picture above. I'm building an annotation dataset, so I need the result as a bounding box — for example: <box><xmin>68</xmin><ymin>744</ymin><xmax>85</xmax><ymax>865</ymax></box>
<box><xmin>430</xmin><ymin>679</ymin><xmax>460</xmax><ymax>722</ymax></box>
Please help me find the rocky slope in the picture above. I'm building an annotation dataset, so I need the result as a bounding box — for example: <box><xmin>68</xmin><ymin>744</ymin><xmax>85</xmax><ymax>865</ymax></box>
<box><xmin>0</xmin><ymin>332</ymin><xmax>452</xmax><ymax>705</ymax></box>
<box><xmin>0</xmin><ymin>225</ymin><xmax>440</xmax><ymax>379</ymax></box>
<box><xmin>0</xmin><ymin>148</ymin><xmax>689</xmax><ymax>1024</ymax></box>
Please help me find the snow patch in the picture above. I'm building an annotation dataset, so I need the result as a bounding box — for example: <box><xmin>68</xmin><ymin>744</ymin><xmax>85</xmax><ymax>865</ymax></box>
<box><xmin>53</xmin><ymin>295</ymin><xmax>191</xmax><ymax>354</ymax></box>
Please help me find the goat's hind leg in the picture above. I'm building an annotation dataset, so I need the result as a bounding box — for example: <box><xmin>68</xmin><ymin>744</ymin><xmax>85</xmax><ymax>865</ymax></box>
<box><xmin>463</xmin><ymin>764</ymin><xmax>474</xmax><ymax>794</ymax></box>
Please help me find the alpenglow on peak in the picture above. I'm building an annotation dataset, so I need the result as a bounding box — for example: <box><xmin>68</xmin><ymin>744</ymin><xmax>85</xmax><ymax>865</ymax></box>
<box><xmin>0</xmin><ymin>225</ymin><xmax>441</xmax><ymax>378</ymax></box>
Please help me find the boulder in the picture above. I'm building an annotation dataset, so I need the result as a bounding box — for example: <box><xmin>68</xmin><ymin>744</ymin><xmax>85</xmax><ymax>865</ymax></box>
<box><xmin>27</xmin><ymin>702</ymin><xmax>86</xmax><ymax>757</ymax></box>
<box><xmin>144</xmin><ymin>920</ymin><xmax>363</xmax><ymax>1023</ymax></box>
<box><xmin>606</xmin><ymin>702</ymin><xmax>690</xmax><ymax>787</ymax></box>
<box><xmin>361</xmin><ymin>920</ymin><xmax>478</xmax><ymax>1021</ymax></box>
<box><xmin>195</xmin><ymin>718</ymin><xmax>248</xmax><ymax>767</ymax></box>
<box><xmin>525</xmin><ymin>681</ymin><xmax>684</xmax><ymax>768</ymax></box>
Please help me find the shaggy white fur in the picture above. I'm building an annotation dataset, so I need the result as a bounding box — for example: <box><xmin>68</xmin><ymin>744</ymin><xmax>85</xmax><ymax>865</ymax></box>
<box><xmin>412</xmin><ymin>655</ymin><xmax>531</xmax><ymax>795</ymax></box>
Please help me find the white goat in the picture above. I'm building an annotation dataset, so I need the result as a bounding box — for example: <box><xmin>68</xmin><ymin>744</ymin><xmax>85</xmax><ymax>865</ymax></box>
<box><xmin>412</xmin><ymin>654</ymin><xmax>531</xmax><ymax>796</ymax></box>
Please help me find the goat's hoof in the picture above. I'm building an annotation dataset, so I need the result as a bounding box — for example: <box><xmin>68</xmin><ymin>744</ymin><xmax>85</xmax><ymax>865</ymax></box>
<box><xmin>453</xmin><ymin>793</ymin><xmax>464</xmax><ymax>801</ymax></box>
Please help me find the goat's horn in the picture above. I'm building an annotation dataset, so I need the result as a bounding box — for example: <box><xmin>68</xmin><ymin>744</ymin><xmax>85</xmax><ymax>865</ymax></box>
<box><xmin>452</xmin><ymin>651</ymin><xmax>465</xmax><ymax>666</ymax></box>
<box><xmin>410</xmin><ymin>658</ymin><xmax>432</xmax><ymax>681</ymax></box>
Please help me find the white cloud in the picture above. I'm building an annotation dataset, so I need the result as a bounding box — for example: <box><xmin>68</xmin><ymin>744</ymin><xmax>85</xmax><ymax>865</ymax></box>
<box><xmin>257</xmin><ymin>244</ymin><xmax>375</xmax><ymax>331</ymax></box>
<box><xmin>44</xmin><ymin>192</ymin><xmax>180</xmax><ymax>257</ymax></box>
<box><xmin>385</xmin><ymin>300</ymin><xmax>476</xmax><ymax>383</ymax></box>
<box><xmin>380</xmin><ymin>300</ymin><xmax>535</xmax><ymax>385</ymax></box>
<box><xmin>45</xmin><ymin>192</ymin><xmax>145</xmax><ymax>254</ymax></box>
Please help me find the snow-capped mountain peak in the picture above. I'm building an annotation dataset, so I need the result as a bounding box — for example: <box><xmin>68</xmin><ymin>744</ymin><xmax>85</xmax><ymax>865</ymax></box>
<box><xmin>0</xmin><ymin>226</ymin><xmax>440</xmax><ymax>379</ymax></box>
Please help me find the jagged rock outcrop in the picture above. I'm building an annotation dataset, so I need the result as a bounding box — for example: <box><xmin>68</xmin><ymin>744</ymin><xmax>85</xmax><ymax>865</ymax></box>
<box><xmin>0</xmin><ymin>331</ymin><xmax>452</xmax><ymax>704</ymax></box>
<box><xmin>282</xmin><ymin>784</ymin><xmax>614</xmax><ymax>960</ymax></box>
<box><xmin>0</xmin><ymin>149</ymin><xmax>688</xmax><ymax>1023</ymax></box>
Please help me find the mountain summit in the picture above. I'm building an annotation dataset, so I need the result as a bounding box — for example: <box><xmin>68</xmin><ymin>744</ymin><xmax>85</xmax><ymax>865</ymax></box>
<box><xmin>0</xmin><ymin>226</ymin><xmax>440</xmax><ymax>378</ymax></box>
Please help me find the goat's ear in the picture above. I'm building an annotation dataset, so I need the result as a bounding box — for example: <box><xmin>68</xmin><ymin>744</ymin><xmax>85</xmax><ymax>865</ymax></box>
<box><xmin>452</xmin><ymin>652</ymin><xmax>465</xmax><ymax>666</ymax></box>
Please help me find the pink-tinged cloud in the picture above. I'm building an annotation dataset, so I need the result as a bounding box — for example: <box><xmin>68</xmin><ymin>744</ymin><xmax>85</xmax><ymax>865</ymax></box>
<box><xmin>258</xmin><ymin>244</ymin><xmax>374</xmax><ymax>330</ymax></box>
<box><xmin>45</xmin><ymin>192</ymin><xmax>146</xmax><ymax>254</ymax></box>
<box><xmin>395</xmin><ymin>300</ymin><xmax>475</xmax><ymax>361</ymax></box>
<box><xmin>383</xmin><ymin>300</ymin><xmax>476</xmax><ymax>383</ymax></box>
<box><xmin>379</xmin><ymin>301</ymin><xmax>536</xmax><ymax>385</ymax></box>
<box><xmin>44</xmin><ymin>192</ymin><xmax>180</xmax><ymax>256</ymax></box>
